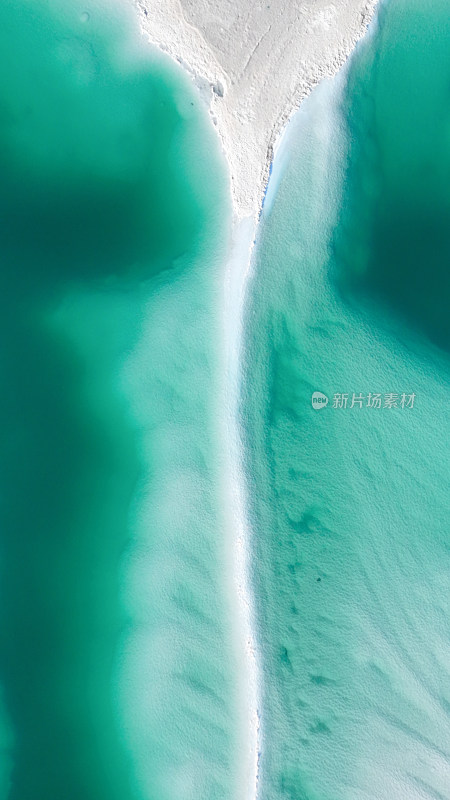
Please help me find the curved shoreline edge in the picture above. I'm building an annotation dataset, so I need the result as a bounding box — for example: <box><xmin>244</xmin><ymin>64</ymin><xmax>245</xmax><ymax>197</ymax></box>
<box><xmin>136</xmin><ymin>0</ymin><xmax>379</xmax><ymax>221</ymax></box>
<box><xmin>134</xmin><ymin>2</ymin><xmax>380</xmax><ymax>797</ymax></box>
<box><xmin>222</xmin><ymin>215</ymin><xmax>262</xmax><ymax>799</ymax></box>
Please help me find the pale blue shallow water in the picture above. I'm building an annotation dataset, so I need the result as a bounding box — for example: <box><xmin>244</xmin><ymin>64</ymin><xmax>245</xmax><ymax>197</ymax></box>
<box><xmin>242</xmin><ymin>1</ymin><xmax>450</xmax><ymax>797</ymax></box>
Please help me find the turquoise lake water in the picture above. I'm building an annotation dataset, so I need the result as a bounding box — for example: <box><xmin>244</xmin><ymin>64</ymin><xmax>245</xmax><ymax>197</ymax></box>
<box><xmin>1</xmin><ymin>0</ymin><xmax>449</xmax><ymax>798</ymax></box>
<box><xmin>0</xmin><ymin>2</ymin><xmax>239</xmax><ymax>799</ymax></box>
<box><xmin>243</xmin><ymin>0</ymin><xmax>450</xmax><ymax>797</ymax></box>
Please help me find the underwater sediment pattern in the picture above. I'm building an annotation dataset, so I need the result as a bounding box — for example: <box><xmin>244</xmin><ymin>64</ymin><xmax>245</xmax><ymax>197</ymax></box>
<box><xmin>242</xmin><ymin>1</ymin><xmax>450</xmax><ymax>798</ymax></box>
<box><xmin>0</xmin><ymin>2</ymin><xmax>239</xmax><ymax>799</ymax></box>
<box><xmin>1</xmin><ymin>0</ymin><xmax>449</xmax><ymax>799</ymax></box>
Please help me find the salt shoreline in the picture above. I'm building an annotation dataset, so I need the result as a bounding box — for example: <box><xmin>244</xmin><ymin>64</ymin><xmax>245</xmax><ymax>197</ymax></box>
<box><xmin>136</xmin><ymin>0</ymin><xmax>378</xmax><ymax>222</ymax></box>
<box><xmin>221</xmin><ymin>215</ymin><xmax>262</xmax><ymax>799</ymax></box>
<box><xmin>133</xmin><ymin>2</ymin><xmax>379</xmax><ymax>797</ymax></box>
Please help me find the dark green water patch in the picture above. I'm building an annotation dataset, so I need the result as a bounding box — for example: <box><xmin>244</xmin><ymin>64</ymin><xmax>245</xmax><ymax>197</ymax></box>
<box><xmin>0</xmin><ymin>0</ymin><xmax>221</xmax><ymax>796</ymax></box>
<box><xmin>0</xmin><ymin>0</ymin><xmax>208</xmax><ymax>297</ymax></box>
<box><xmin>333</xmin><ymin>0</ymin><xmax>450</xmax><ymax>352</ymax></box>
<box><xmin>0</xmin><ymin>310</ymin><xmax>139</xmax><ymax>800</ymax></box>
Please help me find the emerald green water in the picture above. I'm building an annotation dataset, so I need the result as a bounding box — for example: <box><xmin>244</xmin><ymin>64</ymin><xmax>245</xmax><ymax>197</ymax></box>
<box><xmin>334</xmin><ymin>0</ymin><xmax>450</xmax><ymax>352</ymax></box>
<box><xmin>243</xmin><ymin>1</ymin><xmax>450</xmax><ymax>797</ymax></box>
<box><xmin>0</xmin><ymin>2</ymin><xmax>236</xmax><ymax>798</ymax></box>
<box><xmin>2</xmin><ymin>0</ymin><xmax>449</xmax><ymax>798</ymax></box>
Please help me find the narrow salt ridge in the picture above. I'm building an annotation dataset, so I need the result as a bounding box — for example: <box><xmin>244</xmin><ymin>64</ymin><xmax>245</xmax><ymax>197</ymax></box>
<box><xmin>221</xmin><ymin>214</ymin><xmax>261</xmax><ymax>800</ymax></box>
<box><xmin>222</xmin><ymin>119</ymin><xmax>315</xmax><ymax>800</ymax></box>
<box><xmin>135</xmin><ymin>4</ymin><xmax>381</xmax><ymax>797</ymax></box>
<box><xmin>220</xmin><ymin>116</ymin><xmax>314</xmax><ymax>799</ymax></box>
<box><xmin>222</xmin><ymin>9</ymin><xmax>386</xmax><ymax>796</ymax></box>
